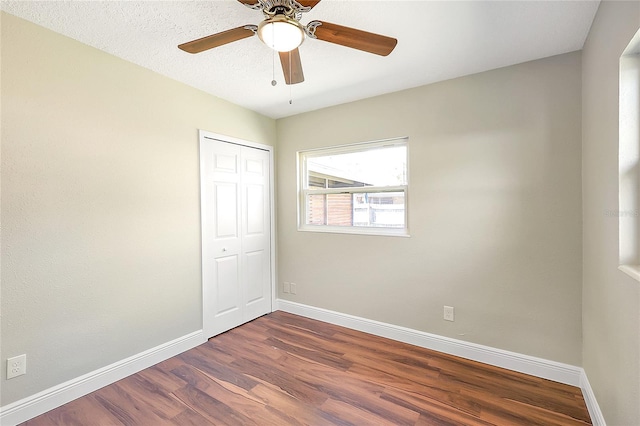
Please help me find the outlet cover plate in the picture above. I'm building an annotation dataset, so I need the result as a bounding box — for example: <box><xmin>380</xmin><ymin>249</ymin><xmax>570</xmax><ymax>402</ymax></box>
<box><xmin>444</xmin><ymin>306</ymin><xmax>455</xmax><ymax>322</ymax></box>
<box><xmin>7</xmin><ymin>354</ymin><xmax>26</xmax><ymax>379</ymax></box>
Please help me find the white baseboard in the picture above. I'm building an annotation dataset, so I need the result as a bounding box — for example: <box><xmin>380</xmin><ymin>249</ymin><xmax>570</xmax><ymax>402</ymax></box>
<box><xmin>276</xmin><ymin>299</ymin><xmax>583</xmax><ymax>385</ymax></box>
<box><xmin>0</xmin><ymin>330</ymin><xmax>206</xmax><ymax>426</ymax></box>
<box><xmin>580</xmin><ymin>370</ymin><xmax>607</xmax><ymax>426</ymax></box>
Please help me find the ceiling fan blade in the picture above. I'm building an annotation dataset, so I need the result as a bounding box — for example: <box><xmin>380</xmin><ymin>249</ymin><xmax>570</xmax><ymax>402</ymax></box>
<box><xmin>311</xmin><ymin>21</ymin><xmax>397</xmax><ymax>56</ymax></box>
<box><xmin>297</xmin><ymin>0</ymin><xmax>321</xmax><ymax>9</ymax></box>
<box><xmin>279</xmin><ymin>48</ymin><xmax>304</xmax><ymax>85</ymax></box>
<box><xmin>236</xmin><ymin>0</ymin><xmax>260</xmax><ymax>7</ymax></box>
<box><xmin>178</xmin><ymin>26</ymin><xmax>256</xmax><ymax>54</ymax></box>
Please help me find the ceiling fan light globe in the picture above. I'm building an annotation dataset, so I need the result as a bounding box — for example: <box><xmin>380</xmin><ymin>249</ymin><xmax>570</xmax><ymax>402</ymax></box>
<box><xmin>258</xmin><ymin>17</ymin><xmax>304</xmax><ymax>52</ymax></box>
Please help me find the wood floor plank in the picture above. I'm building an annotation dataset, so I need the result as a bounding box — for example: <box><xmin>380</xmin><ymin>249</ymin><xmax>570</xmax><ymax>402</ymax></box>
<box><xmin>286</xmin><ymin>360</ymin><xmax>422</xmax><ymax>424</ymax></box>
<box><xmin>381</xmin><ymin>389</ymin><xmax>492</xmax><ymax>426</ymax></box>
<box><xmin>170</xmin><ymin>408</ymin><xmax>213</xmax><ymax>425</ymax></box>
<box><xmin>177</xmin><ymin>348</ymin><xmax>258</xmax><ymax>392</ymax></box>
<box><xmin>22</xmin><ymin>311</ymin><xmax>592</xmax><ymax>425</ymax></box>
<box><xmin>114</xmin><ymin>374</ymin><xmax>185</xmax><ymax>419</ymax></box>
<box><xmin>92</xmin><ymin>383</ymin><xmax>174</xmax><ymax>425</ymax></box>
<box><xmin>172</xmin><ymin>384</ymin><xmax>257</xmax><ymax>425</ymax></box>
<box><xmin>22</xmin><ymin>394</ymin><xmax>122</xmax><ymax>426</ymax></box>
<box><xmin>136</xmin><ymin>363</ymin><xmax>188</xmax><ymax>393</ymax></box>
<box><xmin>172</xmin><ymin>363</ymin><xmax>290</xmax><ymax>425</ymax></box>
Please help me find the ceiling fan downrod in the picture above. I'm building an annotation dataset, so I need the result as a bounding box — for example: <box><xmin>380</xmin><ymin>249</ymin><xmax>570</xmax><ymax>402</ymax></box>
<box><xmin>245</xmin><ymin>0</ymin><xmax>312</xmax><ymax>21</ymax></box>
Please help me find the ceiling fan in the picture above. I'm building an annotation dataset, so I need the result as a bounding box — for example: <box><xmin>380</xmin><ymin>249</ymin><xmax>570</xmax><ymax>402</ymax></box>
<box><xmin>178</xmin><ymin>0</ymin><xmax>398</xmax><ymax>85</ymax></box>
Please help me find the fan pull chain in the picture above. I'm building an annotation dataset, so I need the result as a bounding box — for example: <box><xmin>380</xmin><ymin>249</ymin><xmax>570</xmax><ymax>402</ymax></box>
<box><xmin>271</xmin><ymin>49</ymin><xmax>277</xmax><ymax>86</ymax></box>
<box><xmin>270</xmin><ymin>24</ymin><xmax>277</xmax><ymax>86</ymax></box>
<box><xmin>289</xmin><ymin>50</ymin><xmax>293</xmax><ymax>104</ymax></box>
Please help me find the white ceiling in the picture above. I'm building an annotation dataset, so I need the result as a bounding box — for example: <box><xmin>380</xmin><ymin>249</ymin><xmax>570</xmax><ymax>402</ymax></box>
<box><xmin>1</xmin><ymin>0</ymin><xmax>599</xmax><ymax>119</ymax></box>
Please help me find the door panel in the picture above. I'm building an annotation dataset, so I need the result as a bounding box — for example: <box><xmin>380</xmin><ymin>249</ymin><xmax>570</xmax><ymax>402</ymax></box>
<box><xmin>245</xmin><ymin>158</ymin><xmax>263</xmax><ymax>174</ymax></box>
<box><xmin>201</xmin><ymin>137</ymin><xmax>272</xmax><ymax>338</ymax></box>
<box><xmin>245</xmin><ymin>250</ymin><xmax>265</xmax><ymax>303</ymax></box>
<box><xmin>214</xmin><ymin>153</ymin><xmax>238</xmax><ymax>172</ymax></box>
<box><xmin>215</xmin><ymin>184</ymin><xmax>238</xmax><ymax>238</ymax></box>
<box><xmin>246</xmin><ymin>185</ymin><xmax>264</xmax><ymax>235</ymax></box>
<box><xmin>215</xmin><ymin>255</ymin><xmax>240</xmax><ymax>314</ymax></box>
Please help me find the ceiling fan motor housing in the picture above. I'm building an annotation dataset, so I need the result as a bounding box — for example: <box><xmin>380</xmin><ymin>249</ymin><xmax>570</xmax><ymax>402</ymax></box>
<box><xmin>250</xmin><ymin>0</ymin><xmax>311</xmax><ymax>20</ymax></box>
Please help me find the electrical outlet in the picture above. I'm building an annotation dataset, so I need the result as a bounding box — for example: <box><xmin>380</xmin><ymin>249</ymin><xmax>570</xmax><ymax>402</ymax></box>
<box><xmin>290</xmin><ymin>283</ymin><xmax>297</xmax><ymax>295</ymax></box>
<box><xmin>7</xmin><ymin>354</ymin><xmax>26</xmax><ymax>379</ymax></box>
<box><xmin>444</xmin><ymin>306</ymin><xmax>455</xmax><ymax>322</ymax></box>
<box><xmin>283</xmin><ymin>282</ymin><xmax>290</xmax><ymax>293</ymax></box>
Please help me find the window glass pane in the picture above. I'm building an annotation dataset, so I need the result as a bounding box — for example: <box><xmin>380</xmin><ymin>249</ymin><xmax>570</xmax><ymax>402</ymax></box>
<box><xmin>306</xmin><ymin>193</ymin><xmax>326</xmax><ymax>225</ymax></box>
<box><xmin>354</xmin><ymin>192</ymin><xmax>405</xmax><ymax>228</ymax></box>
<box><xmin>308</xmin><ymin>175</ymin><xmax>326</xmax><ymax>188</ymax></box>
<box><xmin>327</xmin><ymin>193</ymin><xmax>352</xmax><ymax>226</ymax></box>
<box><xmin>305</xmin><ymin>194</ymin><xmax>354</xmax><ymax>226</ymax></box>
<box><xmin>306</xmin><ymin>145</ymin><xmax>407</xmax><ymax>189</ymax></box>
<box><xmin>305</xmin><ymin>191</ymin><xmax>405</xmax><ymax>228</ymax></box>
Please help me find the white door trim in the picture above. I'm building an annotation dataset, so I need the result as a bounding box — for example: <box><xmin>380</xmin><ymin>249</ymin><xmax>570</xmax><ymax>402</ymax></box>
<box><xmin>199</xmin><ymin>130</ymin><xmax>276</xmax><ymax>337</ymax></box>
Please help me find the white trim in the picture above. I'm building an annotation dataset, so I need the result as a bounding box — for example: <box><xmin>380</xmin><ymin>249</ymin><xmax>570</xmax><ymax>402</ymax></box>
<box><xmin>580</xmin><ymin>370</ymin><xmax>607</xmax><ymax>426</ymax></box>
<box><xmin>299</xmin><ymin>224</ymin><xmax>410</xmax><ymax>237</ymax></box>
<box><xmin>198</xmin><ymin>130</ymin><xmax>277</xmax><ymax>336</ymax></box>
<box><xmin>302</xmin><ymin>185</ymin><xmax>407</xmax><ymax>196</ymax></box>
<box><xmin>199</xmin><ymin>130</ymin><xmax>273</xmax><ymax>153</ymax></box>
<box><xmin>618</xmin><ymin>264</ymin><xmax>640</xmax><ymax>282</ymax></box>
<box><xmin>275</xmin><ymin>299</ymin><xmax>583</xmax><ymax>386</ymax></box>
<box><xmin>299</xmin><ymin>136</ymin><xmax>408</xmax><ymax>155</ymax></box>
<box><xmin>0</xmin><ymin>330</ymin><xmax>205</xmax><ymax>426</ymax></box>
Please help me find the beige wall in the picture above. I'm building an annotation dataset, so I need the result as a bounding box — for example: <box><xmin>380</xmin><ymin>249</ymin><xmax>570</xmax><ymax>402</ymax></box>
<box><xmin>277</xmin><ymin>52</ymin><xmax>583</xmax><ymax>365</ymax></box>
<box><xmin>0</xmin><ymin>13</ymin><xmax>276</xmax><ymax>406</ymax></box>
<box><xmin>582</xmin><ymin>1</ymin><xmax>640</xmax><ymax>424</ymax></box>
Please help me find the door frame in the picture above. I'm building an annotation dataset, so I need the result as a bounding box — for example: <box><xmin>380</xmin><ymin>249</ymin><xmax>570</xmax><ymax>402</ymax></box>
<box><xmin>199</xmin><ymin>130</ymin><xmax>276</xmax><ymax>338</ymax></box>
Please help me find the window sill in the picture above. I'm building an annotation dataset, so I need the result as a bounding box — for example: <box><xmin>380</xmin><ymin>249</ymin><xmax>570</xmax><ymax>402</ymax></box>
<box><xmin>619</xmin><ymin>265</ymin><xmax>640</xmax><ymax>282</ymax></box>
<box><xmin>298</xmin><ymin>225</ymin><xmax>410</xmax><ymax>238</ymax></box>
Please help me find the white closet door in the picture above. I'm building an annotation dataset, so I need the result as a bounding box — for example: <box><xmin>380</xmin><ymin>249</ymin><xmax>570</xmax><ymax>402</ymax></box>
<box><xmin>240</xmin><ymin>146</ymin><xmax>272</xmax><ymax>321</ymax></box>
<box><xmin>201</xmin><ymin>138</ymin><xmax>271</xmax><ymax>337</ymax></box>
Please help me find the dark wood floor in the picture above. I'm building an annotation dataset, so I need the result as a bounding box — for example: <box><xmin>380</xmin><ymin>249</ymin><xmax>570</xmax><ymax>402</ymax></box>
<box><xmin>23</xmin><ymin>311</ymin><xmax>592</xmax><ymax>425</ymax></box>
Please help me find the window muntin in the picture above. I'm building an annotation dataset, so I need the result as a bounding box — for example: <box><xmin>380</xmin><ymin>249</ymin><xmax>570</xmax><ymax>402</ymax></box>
<box><xmin>298</xmin><ymin>139</ymin><xmax>408</xmax><ymax>236</ymax></box>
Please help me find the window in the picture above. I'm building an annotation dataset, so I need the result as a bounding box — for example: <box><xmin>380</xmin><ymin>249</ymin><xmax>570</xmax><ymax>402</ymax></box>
<box><xmin>619</xmin><ymin>28</ymin><xmax>640</xmax><ymax>281</ymax></box>
<box><xmin>298</xmin><ymin>138</ymin><xmax>408</xmax><ymax>236</ymax></box>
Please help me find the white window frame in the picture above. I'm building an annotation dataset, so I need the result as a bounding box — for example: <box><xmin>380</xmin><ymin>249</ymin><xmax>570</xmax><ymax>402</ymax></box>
<box><xmin>618</xmin><ymin>28</ymin><xmax>640</xmax><ymax>282</ymax></box>
<box><xmin>297</xmin><ymin>137</ymin><xmax>409</xmax><ymax>237</ymax></box>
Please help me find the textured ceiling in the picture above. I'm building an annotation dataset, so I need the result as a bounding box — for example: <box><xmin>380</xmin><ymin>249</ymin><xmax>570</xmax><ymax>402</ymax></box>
<box><xmin>1</xmin><ymin>0</ymin><xmax>600</xmax><ymax>119</ymax></box>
